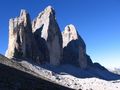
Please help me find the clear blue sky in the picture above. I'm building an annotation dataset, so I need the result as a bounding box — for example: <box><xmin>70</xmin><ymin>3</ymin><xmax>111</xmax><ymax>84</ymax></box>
<box><xmin>0</xmin><ymin>0</ymin><xmax>120</xmax><ymax>68</ymax></box>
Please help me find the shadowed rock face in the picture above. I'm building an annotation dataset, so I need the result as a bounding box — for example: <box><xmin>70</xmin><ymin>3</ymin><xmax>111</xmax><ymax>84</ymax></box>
<box><xmin>5</xmin><ymin>10</ymin><xmax>33</xmax><ymax>59</ymax></box>
<box><xmin>32</xmin><ymin>6</ymin><xmax>63</xmax><ymax>65</ymax></box>
<box><xmin>5</xmin><ymin>6</ymin><xmax>63</xmax><ymax>65</ymax></box>
<box><xmin>62</xmin><ymin>24</ymin><xmax>88</xmax><ymax>69</ymax></box>
<box><xmin>0</xmin><ymin>54</ymin><xmax>72</xmax><ymax>90</ymax></box>
<box><xmin>5</xmin><ymin>10</ymin><xmax>43</xmax><ymax>63</ymax></box>
<box><xmin>5</xmin><ymin>6</ymin><xmax>93</xmax><ymax>68</ymax></box>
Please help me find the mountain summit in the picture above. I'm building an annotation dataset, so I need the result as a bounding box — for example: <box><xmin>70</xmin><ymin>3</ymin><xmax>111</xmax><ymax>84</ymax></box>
<box><xmin>32</xmin><ymin>6</ymin><xmax>62</xmax><ymax>66</ymax></box>
<box><xmin>5</xmin><ymin>6</ymin><xmax>93</xmax><ymax>68</ymax></box>
<box><xmin>3</xmin><ymin>6</ymin><xmax>120</xmax><ymax>90</ymax></box>
<box><xmin>5</xmin><ymin>6</ymin><xmax>93</xmax><ymax>69</ymax></box>
<box><xmin>62</xmin><ymin>24</ymin><xmax>88</xmax><ymax>68</ymax></box>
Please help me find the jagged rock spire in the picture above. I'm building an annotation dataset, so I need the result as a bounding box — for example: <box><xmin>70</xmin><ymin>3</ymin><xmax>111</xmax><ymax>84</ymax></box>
<box><xmin>5</xmin><ymin>9</ymin><xmax>43</xmax><ymax>63</ymax></box>
<box><xmin>62</xmin><ymin>24</ymin><xmax>87</xmax><ymax>69</ymax></box>
<box><xmin>5</xmin><ymin>6</ymin><xmax>93</xmax><ymax>68</ymax></box>
<box><xmin>62</xmin><ymin>24</ymin><xmax>86</xmax><ymax>48</ymax></box>
<box><xmin>32</xmin><ymin>6</ymin><xmax>63</xmax><ymax>65</ymax></box>
<box><xmin>6</xmin><ymin>9</ymin><xmax>32</xmax><ymax>58</ymax></box>
<box><xmin>32</xmin><ymin>6</ymin><xmax>55</xmax><ymax>33</ymax></box>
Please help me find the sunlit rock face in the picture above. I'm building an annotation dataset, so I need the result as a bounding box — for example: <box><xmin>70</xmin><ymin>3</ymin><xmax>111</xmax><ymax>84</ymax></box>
<box><xmin>5</xmin><ymin>10</ymin><xmax>43</xmax><ymax>63</ymax></box>
<box><xmin>5</xmin><ymin>6</ymin><xmax>93</xmax><ymax>68</ymax></box>
<box><xmin>32</xmin><ymin>6</ymin><xmax>63</xmax><ymax>65</ymax></box>
<box><xmin>5</xmin><ymin>10</ymin><xmax>33</xmax><ymax>59</ymax></box>
<box><xmin>62</xmin><ymin>24</ymin><xmax>88</xmax><ymax>69</ymax></box>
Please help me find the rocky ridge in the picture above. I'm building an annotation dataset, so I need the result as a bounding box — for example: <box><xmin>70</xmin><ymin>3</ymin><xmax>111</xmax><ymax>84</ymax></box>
<box><xmin>1</xmin><ymin>54</ymin><xmax>120</xmax><ymax>90</ymax></box>
<box><xmin>0</xmin><ymin>54</ymin><xmax>72</xmax><ymax>90</ymax></box>
<box><xmin>3</xmin><ymin>5</ymin><xmax>120</xmax><ymax>90</ymax></box>
<box><xmin>5</xmin><ymin>6</ymin><xmax>93</xmax><ymax>69</ymax></box>
<box><xmin>62</xmin><ymin>24</ymin><xmax>88</xmax><ymax>68</ymax></box>
<box><xmin>5</xmin><ymin>10</ymin><xmax>43</xmax><ymax>64</ymax></box>
<box><xmin>32</xmin><ymin>6</ymin><xmax>63</xmax><ymax>65</ymax></box>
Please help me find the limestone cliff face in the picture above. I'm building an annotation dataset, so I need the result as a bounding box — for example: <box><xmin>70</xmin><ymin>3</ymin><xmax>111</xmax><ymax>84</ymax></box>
<box><xmin>5</xmin><ymin>10</ymin><xmax>33</xmax><ymax>59</ymax></box>
<box><xmin>32</xmin><ymin>6</ymin><xmax>63</xmax><ymax>65</ymax></box>
<box><xmin>5</xmin><ymin>6</ymin><xmax>93</xmax><ymax>68</ymax></box>
<box><xmin>5</xmin><ymin>10</ymin><xmax>43</xmax><ymax>63</ymax></box>
<box><xmin>62</xmin><ymin>24</ymin><xmax>88</xmax><ymax>69</ymax></box>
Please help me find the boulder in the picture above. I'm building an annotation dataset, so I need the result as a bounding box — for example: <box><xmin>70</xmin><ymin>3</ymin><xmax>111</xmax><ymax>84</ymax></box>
<box><xmin>32</xmin><ymin>6</ymin><xmax>63</xmax><ymax>65</ymax></box>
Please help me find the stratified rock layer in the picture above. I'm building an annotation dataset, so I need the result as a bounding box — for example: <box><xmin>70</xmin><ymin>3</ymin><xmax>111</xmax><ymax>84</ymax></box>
<box><xmin>32</xmin><ymin>6</ymin><xmax>63</xmax><ymax>65</ymax></box>
<box><xmin>62</xmin><ymin>24</ymin><xmax>88</xmax><ymax>69</ymax></box>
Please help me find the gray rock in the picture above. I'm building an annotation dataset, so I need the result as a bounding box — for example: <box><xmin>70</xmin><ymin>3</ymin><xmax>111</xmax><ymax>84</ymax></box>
<box><xmin>5</xmin><ymin>10</ymin><xmax>43</xmax><ymax>63</ymax></box>
<box><xmin>5</xmin><ymin>10</ymin><xmax>32</xmax><ymax>59</ymax></box>
<box><xmin>62</xmin><ymin>24</ymin><xmax>87</xmax><ymax>69</ymax></box>
<box><xmin>5</xmin><ymin>6</ymin><xmax>93</xmax><ymax>67</ymax></box>
<box><xmin>32</xmin><ymin>6</ymin><xmax>63</xmax><ymax>65</ymax></box>
<box><xmin>0</xmin><ymin>54</ymin><xmax>72</xmax><ymax>90</ymax></box>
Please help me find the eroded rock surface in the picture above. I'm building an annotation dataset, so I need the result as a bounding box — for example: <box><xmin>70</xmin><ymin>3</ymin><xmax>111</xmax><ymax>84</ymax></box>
<box><xmin>5</xmin><ymin>6</ymin><xmax>93</xmax><ymax>68</ymax></box>
<box><xmin>62</xmin><ymin>24</ymin><xmax>88</xmax><ymax>69</ymax></box>
<box><xmin>5</xmin><ymin>10</ymin><xmax>33</xmax><ymax>59</ymax></box>
<box><xmin>32</xmin><ymin>6</ymin><xmax>63</xmax><ymax>65</ymax></box>
<box><xmin>5</xmin><ymin>10</ymin><xmax>43</xmax><ymax>63</ymax></box>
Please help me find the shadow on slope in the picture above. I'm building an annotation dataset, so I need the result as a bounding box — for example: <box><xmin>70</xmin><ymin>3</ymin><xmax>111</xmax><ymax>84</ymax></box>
<box><xmin>0</xmin><ymin>54</ymin><xmax>72</xmax><ymax>90</ymax></box>
<box><xmin>41</xmin><ymin>63</ymin><xmax>120</xmax><ymax>81</ymax></box>
<box><xmin>1</xmin><ymin>54</ymin><xmax>120</xmax><ymax>82</ymax></box>
<box><xmin>11</xmin><ymin>54</ymin><xmax>120</xmax><ymax>81</ymax></box>
<box><xmin>58</xmin><ymin>38</ymin><xmax>120</xmax><ymax>81</ymax></box>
